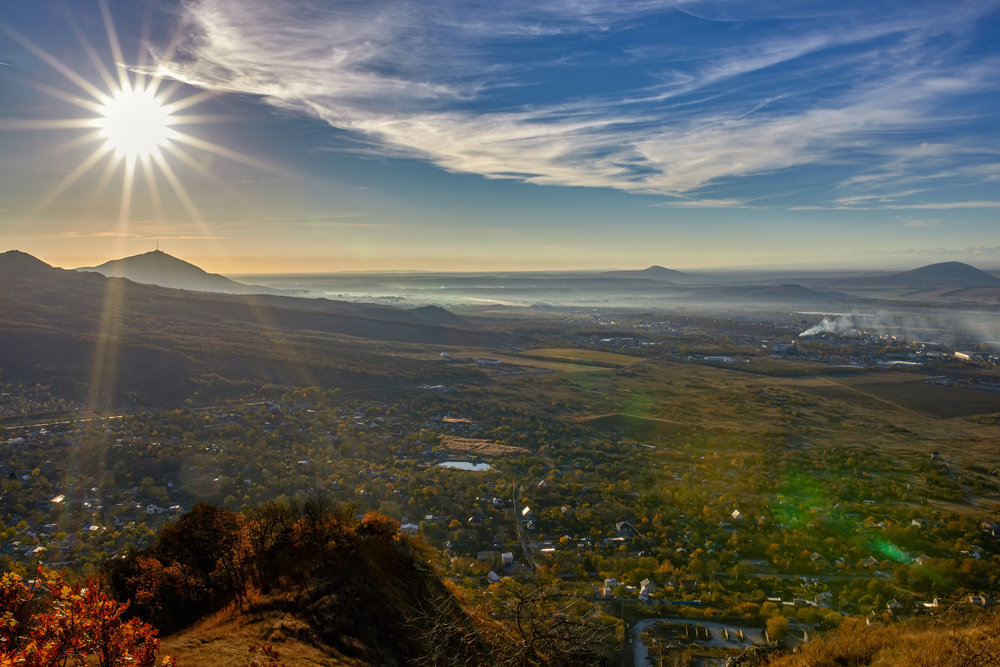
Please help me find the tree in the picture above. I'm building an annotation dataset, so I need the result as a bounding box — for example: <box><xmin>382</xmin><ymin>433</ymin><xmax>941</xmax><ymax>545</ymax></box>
<box><xmin>766</xmin><ymin>615</ymin><xmax>789</xmax><ymax>641</ymax></box>
<box><xmin>0</xmin><ymin>566</ymin><xmax>174</xmax><ymax>667</ymax></box>
<box><xmin>486</xmin><ymin>580</ymin><xmax>613</xmax><ymax>665</ymax></box>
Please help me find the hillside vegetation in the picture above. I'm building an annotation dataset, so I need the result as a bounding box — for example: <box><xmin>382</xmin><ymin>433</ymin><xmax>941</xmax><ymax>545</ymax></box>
<box><xmin>755</xmin><ymin>610</ymin><xmax>1000</xmax><ymax>667</ymax></box>
<box><xmin>102</xmin><ymin>500</ymin><xmax>613</xmax><ymax>666</ymax></box>
<box><xmin>0</xmin><ymin>251</ymin><xmax>495</xmax><ymax>411</ymax></box>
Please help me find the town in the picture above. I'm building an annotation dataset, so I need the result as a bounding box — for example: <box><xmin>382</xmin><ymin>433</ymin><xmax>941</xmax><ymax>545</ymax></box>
<box><xmin>3</xmin><ymin>308</ymin><xmax>999</xmax><ymax>662</ymax></box>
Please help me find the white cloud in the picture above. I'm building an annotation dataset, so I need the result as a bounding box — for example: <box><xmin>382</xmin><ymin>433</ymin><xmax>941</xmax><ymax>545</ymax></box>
<box><xmin>161</xmin><ymin>0</ymin><xmax>1000</xmax><ymax>206</ymax></box>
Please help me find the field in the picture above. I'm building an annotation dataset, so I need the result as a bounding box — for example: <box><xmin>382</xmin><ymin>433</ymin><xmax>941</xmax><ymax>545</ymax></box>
<box><xmin>439</xmin><ymin>435</ymin><xmax>528</xmax><ymax>456</ymax></box>
<box><xmin>519</xmin><ymin>348</ymin><xmax>644</xmax><ymax>367</ymax></box>
<box><xmin>795</xmin><ymin>376</ymin><xmax>1000</xmax><ymax>418</ymax></box>
<box><xmin>575</xmin><ymin>413</ymin><xmax>692</xmax><ymax>440</ymax></box>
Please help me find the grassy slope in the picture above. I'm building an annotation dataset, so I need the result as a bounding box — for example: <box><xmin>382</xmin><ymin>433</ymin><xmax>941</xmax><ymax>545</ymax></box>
<box><xmin>765</xmin><ymin>611</ymin><xmax>1000</xmax><ymax>667</ymax></box>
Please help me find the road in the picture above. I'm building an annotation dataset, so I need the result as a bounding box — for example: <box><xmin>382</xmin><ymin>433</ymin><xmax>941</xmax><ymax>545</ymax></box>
<box><xmin>510</xmin><ymin>485</ymin><xmax>540</xmax><ymax>570</ymax></box>
<box><xmin>631</xmin><ymin>618</ymin><xmax>764</xmax><ymax>666</ymax></box>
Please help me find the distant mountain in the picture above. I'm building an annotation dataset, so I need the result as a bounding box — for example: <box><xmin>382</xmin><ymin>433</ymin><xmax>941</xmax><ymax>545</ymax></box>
<box><xmin>599</xmin><ymin>265</ymin><xmax>687</xmax><ymax>281</ymax></box>
<box><xmin>0</xmin><ymin>250</ymin><xmax>62</xmax><ymax>277</ymax></box>
<box><xmin>75</xmin><ymin>250</ymin><xmax>276</xmax><ymax>294</ymax></box>
<box><xmin>0</xmin><ymin>250</ymin><xmax>497</xmax><ymax>409</ymax></box>
<box><xmin>686</xmin><ymin>283</ymin><xmax>856</xmax><ymax>306</ymax></box>
<box><xmin>408</xmin><ymin>304</ymin><xmax>470</xmax><ymax>327</ymax></box>
<box><xmin>879</xmin><ymin>261</ymin><xmax>1000</xmax><ymax>287</ymax></box>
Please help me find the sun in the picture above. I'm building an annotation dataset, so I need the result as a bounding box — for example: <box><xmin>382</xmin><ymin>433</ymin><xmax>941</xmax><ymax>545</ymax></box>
<box><xmin>96</xmin><ymin>87</ymin><xmax>174</xmax><ymax>159</ymax></box>
<box><xmin>1</xmin><ymin>1</ymin><xmax>273</xmax><ymax>226</ymax></box>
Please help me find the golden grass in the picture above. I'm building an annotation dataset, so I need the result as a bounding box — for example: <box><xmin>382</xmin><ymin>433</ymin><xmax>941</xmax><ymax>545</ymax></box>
<box><xmin>767</xmin><ymin>612</ymin><xmax>1000</xmax><ymax>667</ymax></box>
<box><xmin>161</xmin><ymin>600</ymin><xmax>345</xmax><ymax>666</ymax></box>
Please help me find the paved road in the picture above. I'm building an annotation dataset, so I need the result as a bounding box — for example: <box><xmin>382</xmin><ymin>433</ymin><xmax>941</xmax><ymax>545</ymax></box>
<box><xmin>510</xmin><ymin>485</ymin><xmax>540</xmax><ymax>570</ymax></box>
<box><xmin>631</xmin><ymin>618</ymin><xmax>764</xmax><ymax>667</ymax></box>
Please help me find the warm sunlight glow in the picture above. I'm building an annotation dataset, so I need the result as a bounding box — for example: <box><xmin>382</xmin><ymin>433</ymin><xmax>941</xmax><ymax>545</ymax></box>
<box><xmin>97</xmin><ymin>87</ymin><xmax>173</xmax><ymax>159</ymax></box>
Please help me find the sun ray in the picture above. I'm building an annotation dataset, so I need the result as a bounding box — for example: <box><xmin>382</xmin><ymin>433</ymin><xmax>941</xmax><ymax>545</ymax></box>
<box><xmin>161</xmin><ymin>142</ymin><xmax>233</xmax><ymax>192</ymax></box>
<box><xmin>1</xmin><ymin>25</ymin><xmax>109</xmax><ymax>103</ymax></box>
<box><xmin>70</xmin><ymin>21</ymin><xmax>118</xmax><ymax>96</ymax></box>
<box><xmin>19</xmin><ymin>78</ymin><xmax>107</xmax><ymax>115</ymax></box>
<box><xmin>152</xmin><ymin>151</ymin><xmax>204</xmax><ymax>222</ymax></box>
<box><xmin>152</xmin><ymin>151</ymin><xmax>235</xmax><ymax>261</ymax></box>
<box><xmin>99</xmin><ymin>0</ymin><xmax>130</xmax><ymax>93</ymax></box>
<box><xmin>162</xmin><ymin>90</ymin><xmax>218</xmax><ymax>115</ymax></box>
<box><xmin>83</xmin><ymin>152</ymin><xmax>125</xmax><ymax>219</ymax></box>
<box><xmin>133</xmin><ymin>5</ymin><xmax>153</xmax><ymax>94</ymax></box>
<box><xmin>1</xmin><ymin>1</ymin><xmax>274</xmax><ymax>327</ymax></box>
<box><xmin>150</xmin><ymin>79</ymin><xmax>185</xmax><ymax>105</ymax></box>
<box><xmin>146</xmin><ymin>35</ymin><xmax>186</xmax><ymax>94</ymax></box>
<box><xmin>138</xmin><ymin>153</ymin><xmax>165</xmax><ymax>221</ymax></box>
<box><xmin>170</xmin><ymin>131</ymin><xmax>282</xmax><ymax>173</ymax></box>
<box><xmin>86</xmin><ymin>271</ymin><xmax>125</xmax><ymax>415</ymax></box>
<box><xmin>32</xmin><ymin>130</ymin><xmax>107</xmax><ymax>161</ymax></box>
<box><xmin>119</xmin><ymin>156</ymin><xmax>137</xmax><ymax>225</ymax></box>
<box><xmin>32</xmin><ymin>145</ymin><xmax>114</xmax><ymax>214</ymax></box>
<box><xmin>0</xmin><ymin>118</ymin><xmax>101</xmax><ymax>130</ymax></box>
<box><xmin>167</xmin><ymin>113</ymin><xmax>237</xmax><ymax>125</ymax></box>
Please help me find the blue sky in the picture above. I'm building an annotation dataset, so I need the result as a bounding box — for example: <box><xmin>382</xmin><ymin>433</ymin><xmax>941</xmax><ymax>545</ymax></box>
<box><xmin>1</xmin><ymin>0</ymin><xmax>999</xmax><ymax>272</ymax></box>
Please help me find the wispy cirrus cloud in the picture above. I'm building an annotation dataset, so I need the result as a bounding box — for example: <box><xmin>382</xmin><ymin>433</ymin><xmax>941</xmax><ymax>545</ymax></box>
<box><xmin>161</xmin><ymin>0</ymin><xmax>1000</xmax><ymax>208</ymax></box>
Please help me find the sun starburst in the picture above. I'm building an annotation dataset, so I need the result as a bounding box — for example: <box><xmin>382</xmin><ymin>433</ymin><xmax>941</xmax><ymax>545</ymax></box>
<box><xmin>0</xmin><ymin>0</ymin><xmax>272</xmax><ymax>229</ymax></box>
<box><xmin>0</xmin><ymin>1</ymin><xmax>282</xmax><ymax>416</ymax></box>
<box><xmin>96</xmin><ymin>86</ymin><xmax>175</xmax><ymax>160</ymax></box>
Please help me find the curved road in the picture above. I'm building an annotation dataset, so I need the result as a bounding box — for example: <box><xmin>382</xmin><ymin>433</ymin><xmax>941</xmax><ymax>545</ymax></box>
<box><xmin>631</xmin><ymin>618</ymin><xmax>764</xmax><ymax>666</ymax></box>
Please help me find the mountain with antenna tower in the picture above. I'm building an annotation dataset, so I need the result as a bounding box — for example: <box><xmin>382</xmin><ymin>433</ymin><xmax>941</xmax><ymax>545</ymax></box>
<box><xmin>75</xmin><ymin>249</ymin><xmax>278</xmax><ymax>294</ymax></box>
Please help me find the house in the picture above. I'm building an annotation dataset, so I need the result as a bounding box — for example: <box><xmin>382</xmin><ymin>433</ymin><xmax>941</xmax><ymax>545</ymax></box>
<box><xmin>731</xmin><ymin>509</ymin><xmax>744</xmax><ymax>521</ymax></box>
<box><xmin>915</xmin><ymin>553</ymin><xmax>932</xmax><ymax>566</ymax></box>
<box><xmin>969</xmin><ymin>595</ymin><xmax>988</xmax><ymax>607</ymax></box>
<box><xmin>487</xmin><ymin>571</ymin><xmax>501</xmax><ymax>584</ymax></box>
<box><xmin>862</xmin><ymin>556</ymin><xmax>879</xmax><ymax>567</ymax></box>
<box><xmin>982</xmin><ymin>521</ymin><xmax>1000</xmax><ymax>538</ymax></box>
<box><xmin>401</xmin><ymin>523</ymin><xmax>419</xmax><ymax>538</ymax></box>
<box><xmin>501</xmin><ymin>552</ymin><xmax>514</xmax><ymax>566</ymax></box>
<box><xmin>615</xmin><ymin>521</ymin><xmax>638</xmax><ymax>539</ymax></box>
<box><xmin>815</xmin><ymin>592</ymin><xmax>834</xmax><ymax>606</ymax></box>
<box><xmin>639</xmin><ymin>578</ymin><xmax>656</xmax><ymax>602</ymax></box>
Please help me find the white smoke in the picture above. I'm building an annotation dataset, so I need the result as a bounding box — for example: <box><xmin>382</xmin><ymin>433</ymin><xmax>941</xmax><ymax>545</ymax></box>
<box><xmin>798</xmin><ymin>310</ymin><xmax>1000</xmax><ymax>346</ymax></box>
<box><xmin>799</xmin><ymin>315</ymin><xmax>855</xmax><ymax>337</ymax></box>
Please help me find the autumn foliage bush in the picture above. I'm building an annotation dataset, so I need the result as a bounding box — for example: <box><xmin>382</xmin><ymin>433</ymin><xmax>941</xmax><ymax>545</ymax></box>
<box><xmin>0</xmin><ymin>565</ymin><xmax>174</xmax><ymax>666</ymax></box>
<box><xmin>103</xmin><ymin>500</ymin><xmax>413</xmax><ymax>633</ymax></box>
